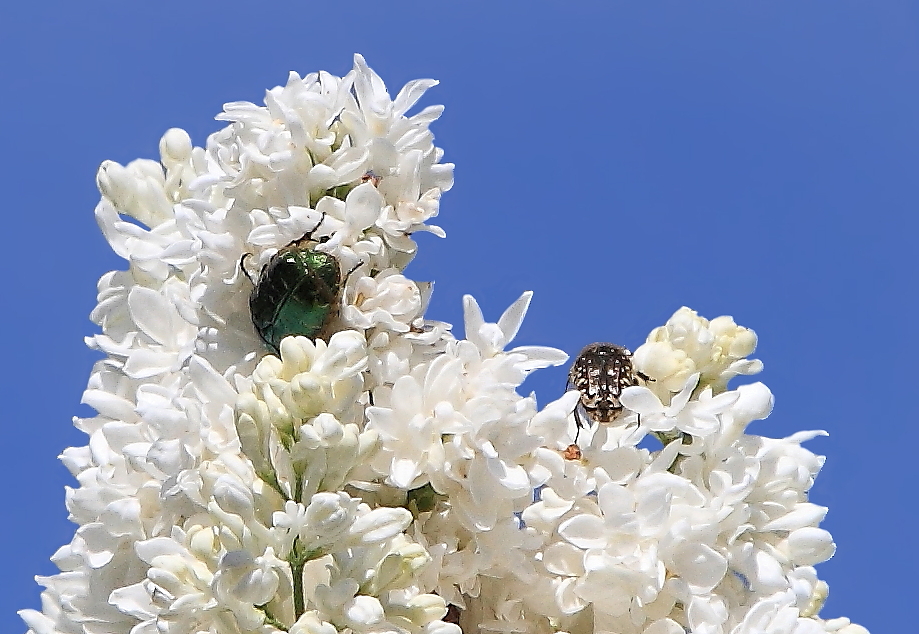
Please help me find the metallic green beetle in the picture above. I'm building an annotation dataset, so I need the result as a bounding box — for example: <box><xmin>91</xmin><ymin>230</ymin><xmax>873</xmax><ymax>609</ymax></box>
<box><xmin>244</xmin><ymin>232</ymin><xmax>342</xmax><ymax>353</ymax></box>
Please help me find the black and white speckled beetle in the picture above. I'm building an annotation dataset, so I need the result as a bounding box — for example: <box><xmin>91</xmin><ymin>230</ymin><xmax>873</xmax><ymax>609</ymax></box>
<box><xmin>567</xmin><ymin>342</ymin><xmax>650</xmax><ymax>438</ymax></box>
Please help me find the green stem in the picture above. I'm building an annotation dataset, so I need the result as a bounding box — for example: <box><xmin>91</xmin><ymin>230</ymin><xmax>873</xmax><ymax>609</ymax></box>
<box><xmin>291</xmin><ymin>538</ymin><xmax>306</xmax><ymax>619</ymax></box>
<box><xmin>258</xmin><ymin>606</ymin><xmax>288</xmax><ymax>631</ymax></box>
<box><xmin>652</xmin><ymin>432</ymin><xmax>692</xmax><ymax>474</ymax></box>
<box><xmin>258</xmin><ymin>468</ymin><xmax>287</xmax><ymax>500</ymax></box>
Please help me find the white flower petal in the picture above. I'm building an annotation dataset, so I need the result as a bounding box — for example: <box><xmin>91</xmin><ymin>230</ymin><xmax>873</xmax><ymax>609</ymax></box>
<box><xmin>788</xmin><ymin>528</ymin><xmax>836</xmax><ymax>565</ymax></box>
<box><xmin>496</xmin><ymin>291</ymin><xmax>532</xmax><ymax>345</ymax></box>
<box><xmin>558</xmin><ymin>514</ymin><xmax>606</xmax><ymax>550</ymax></box>
<box><xmin>619</xmin><ymin>385</ymin><xmax>664</xmax><ymax>414</ymax></box>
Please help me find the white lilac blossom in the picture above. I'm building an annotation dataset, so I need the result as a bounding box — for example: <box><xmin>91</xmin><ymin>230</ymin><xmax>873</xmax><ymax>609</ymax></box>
<box><xmin>20</xmin><ymin>56</ymin><xmax>868</xmax><ymax>634</ymax></box>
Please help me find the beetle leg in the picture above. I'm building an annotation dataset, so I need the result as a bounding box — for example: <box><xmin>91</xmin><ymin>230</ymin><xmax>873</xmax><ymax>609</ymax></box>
<box><xmin>636</xmin><ymin>370</ymin><xmax>653</xmax><ymax>383</ymax></box>
<box><xmin>345</xmin><ymin>261</ymin><xmax>362</xmax><ymax>278</ymax></box>
<box><xmin>573</xmin><ymin>405</ymin><xmax>591</xmax><ymax>445</ymax></box>
<box><xmin>239</xmin><ymin>253</ymin><xmax>255</xmax><ymax>284</ymax></box>
<box><xmin>304</xmin><ymin>212</ymin><xmax>328</xmax><ymax>241</ymax></box>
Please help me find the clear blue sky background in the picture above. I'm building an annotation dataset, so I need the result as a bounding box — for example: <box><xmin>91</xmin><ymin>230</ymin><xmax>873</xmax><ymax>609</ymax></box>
<box><xmin>2</xmin><ymin>2</ymin><xmax>914</xmax><ymax>632</ymax></box>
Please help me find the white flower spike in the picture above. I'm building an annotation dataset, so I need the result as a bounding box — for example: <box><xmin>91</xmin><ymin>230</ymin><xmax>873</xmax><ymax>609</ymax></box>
<box><xmin>20</xmin><ymin>57</ymin><xmax>867</xmax><ymax>634</ymax></box>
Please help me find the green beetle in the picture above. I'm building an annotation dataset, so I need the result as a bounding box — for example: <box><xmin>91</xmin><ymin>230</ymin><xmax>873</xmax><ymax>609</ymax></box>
<box><xmin>244</xmin><ymin>230</ymin><xmax>343</xmax><ymax>354</ymax></box>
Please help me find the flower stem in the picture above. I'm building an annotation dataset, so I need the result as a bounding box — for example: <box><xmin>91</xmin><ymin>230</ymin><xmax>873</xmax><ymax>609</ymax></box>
<box><xmin>291</xmin><ymin>538</ymin><xmax>306</xmax><ymax>618</ymax></box>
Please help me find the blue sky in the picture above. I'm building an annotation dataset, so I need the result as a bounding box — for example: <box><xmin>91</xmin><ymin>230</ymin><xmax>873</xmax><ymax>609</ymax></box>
<box><xmin>2</xmin><ymin>2</ymin><xmax>915</xmax><ymax>632</ymax></box>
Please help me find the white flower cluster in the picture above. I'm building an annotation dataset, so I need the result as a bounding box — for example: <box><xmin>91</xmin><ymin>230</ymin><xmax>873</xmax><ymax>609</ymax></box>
<box><xmin>20</xmin><ymin>57</ymin><xmax>869</xmax><ymax>634</ymax></box>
